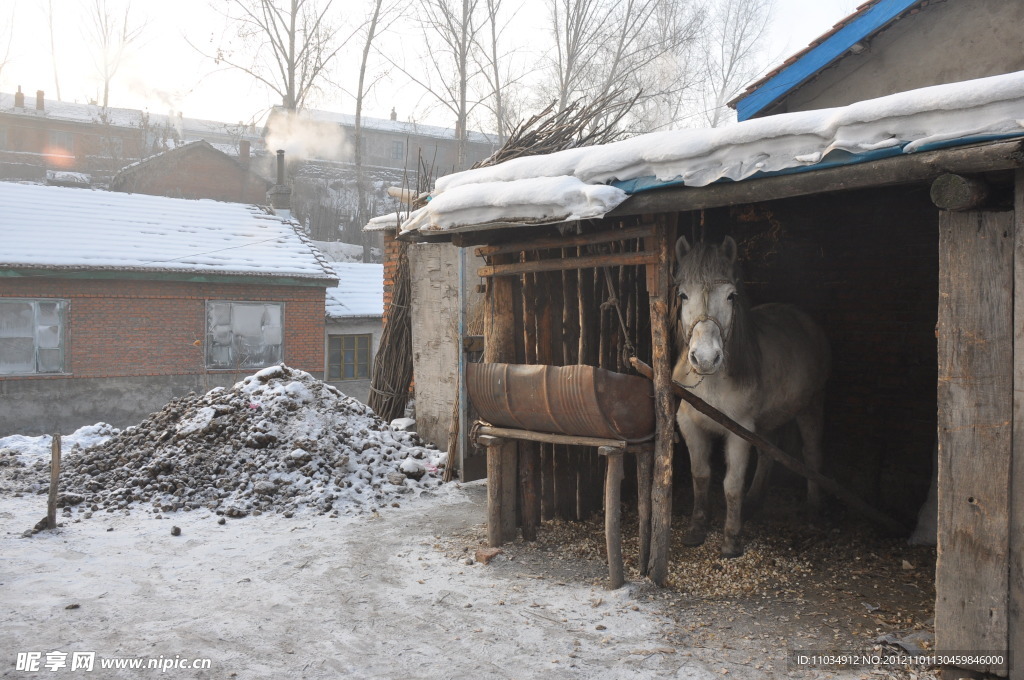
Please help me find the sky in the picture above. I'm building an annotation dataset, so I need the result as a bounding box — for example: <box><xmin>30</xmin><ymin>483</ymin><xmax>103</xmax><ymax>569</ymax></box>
<box><xmin>0</xmin><ymin>0</ymin><xmax>860</xmax><ymax>130</ymax></box>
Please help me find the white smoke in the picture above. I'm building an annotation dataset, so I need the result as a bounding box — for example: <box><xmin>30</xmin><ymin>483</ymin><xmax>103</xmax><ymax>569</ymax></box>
<box><xmin>264</xmin><ymin>110</ymin><xmax>351</xmax><ymax>162</ymax></box>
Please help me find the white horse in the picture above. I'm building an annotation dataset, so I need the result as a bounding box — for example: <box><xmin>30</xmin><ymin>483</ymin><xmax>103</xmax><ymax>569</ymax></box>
<box><xmin>673</xmin><ymin>236</ymin><xmax>830</xmax><ymax>557</ymax></box>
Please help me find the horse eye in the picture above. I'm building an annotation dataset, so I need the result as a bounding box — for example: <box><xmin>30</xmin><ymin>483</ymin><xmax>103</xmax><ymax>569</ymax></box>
<box><xmin>727</xmin><ymin>292</ymin><xmax>737</xmax><ymax>302</ymax></box>
<box><xmin>679</xmin><ymin>292</ymin><xmax>688</xmax><ymax>301</ymax></box>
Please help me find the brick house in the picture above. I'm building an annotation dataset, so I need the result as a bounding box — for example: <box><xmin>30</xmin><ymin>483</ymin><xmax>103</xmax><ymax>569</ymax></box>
<box><xmin>109</xmin><ymin>140</ymin><xmax>271</xmax><ymax>204</ymax></box>
<box><xmin>0</xmin><ymin>88</ymin><xmax>263</xmax><ymax>186</ymax></box>
<box><xmin>0</xmin><ymin>181</ymin><xmax>337</xmax><ymax>437</ymax></box>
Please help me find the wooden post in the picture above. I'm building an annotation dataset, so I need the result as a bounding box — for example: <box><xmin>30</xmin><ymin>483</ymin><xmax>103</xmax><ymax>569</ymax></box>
<box><xmin>646</xmin><ymin>217</ymin><xmax>676</xmax><ymax>585</ymax></box>
<box><xmin>1010</xmin><ymin>169</ymin><xmax>1024</xmax><ymax>680</ymax></box>
<box><xmin>636</xmin><ymin>449</ymin><xmax>654</xmax><ymax>577</ymax></box>
<box><xmin>47</xmin><ymin>434</ymin><xmax>61</xmax><ymax>530</ymax></box>
<box><xmin>601</xmin><ymin>446</ymin><xmax>625</xmax><ymax>589</ymax></box>
<box><xmin>484</xmin><ymin>254</ymin><xmax>519</xmax><ymax>547</ymax></box>
<box><xmin>937</xmin><ymin>209</ymin><xmax>1013</xmax><ymax>676</ymax></box>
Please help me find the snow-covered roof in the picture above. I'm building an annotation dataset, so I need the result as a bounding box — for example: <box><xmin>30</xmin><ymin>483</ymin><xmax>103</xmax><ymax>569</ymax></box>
<box><xmin>325</xmin><ymin>262</ymin><xmax>383</xmax><ymax>319</ymax></box>
<box><xmin>274</xmin><ymin>106</ymin><xmax>495</xmax><ymax>146</ymax></box>
<box><xmin>400</xmin><ymin>71</ymin><xmax>1024</xmax><ymax>236</ymax></box>
<box><xmin>364</xmin><ymin>212</ymin><xmax>407</xmax><ymax>232</ymax></box>
<box><xmin>0</xmin><ymin>93</ymin><xmax>262</xmax><ymax>148</ymax></box>
<box><xmin>0</xmin><ymin>182</ymin><xmax>337</xmax><ymax>284</ymax></box>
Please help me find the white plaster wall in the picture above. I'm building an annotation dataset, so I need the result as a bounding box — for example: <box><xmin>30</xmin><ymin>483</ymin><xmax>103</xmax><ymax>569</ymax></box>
<box><xmin>408</xmin><ymin>242</ymin><xmax>484</xmax><ymax>449</ymax></box>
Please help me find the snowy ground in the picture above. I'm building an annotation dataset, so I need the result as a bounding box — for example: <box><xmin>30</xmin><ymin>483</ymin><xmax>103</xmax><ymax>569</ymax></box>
<box><xmin>1</xmin><ymin>479</ymin><xmax>916</xmax><ymax>680</ymax></box>
<box><xmin>0</xmin><ymin>371</ymin><xmax>931</xmax><ymax>679</ymax></box>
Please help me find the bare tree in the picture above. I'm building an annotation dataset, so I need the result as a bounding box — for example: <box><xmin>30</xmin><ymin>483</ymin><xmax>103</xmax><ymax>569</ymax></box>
<box><xmin>88</xmin><ymin>0</ymin><xmax>146</xmax><ymax>108</ymax></box>
<box><xmin>475</xmin><ymin>0</ymin><xmax>529</xmax><ymax>144</ymax></box>
<box><xmin>353</xmin><ymin>0</ymin><xmax>402</xmax><ymax>254</ymax></box>
<box><xmin>547</xmin><ymin>0</ymin><xmax>609</xmax><ymax>112</ymax></box>
<box><xmin>203</xmin><ymin>0</ymin><xmax>358</xmax><ymax>111</ymax></box>
<box><xmin>44</xmin><ymin>0</ymin><xmax>61</xmax><ymax>101</ymax></box>
<box><xmin>399</xmin><ymin>0</ymin><xmax>483</xmax><ymax>169</ymax></box>
<box><xmin>542</xmin><ymin>0</ymin><xmax>701</xmax><ymax>132</ymax></box>
<box><xmin>697</xmin><ymin>0</ymin><xmax>774</xmax><ymax>127</ymax></box>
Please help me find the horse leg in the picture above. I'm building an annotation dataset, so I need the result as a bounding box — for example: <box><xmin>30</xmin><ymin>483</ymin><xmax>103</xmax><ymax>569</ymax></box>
<box><xmin>796</xmin><ymin>394</ymin><xmax>826</xmax><ymax>519</ymax></box>
<box><xmin>745</xmin><ymin>446</ymin><xmax>774</xmax><ymax>511</ymax></box>
<box><xmin>722</xmin><ymin>432</ymin><xmax>752</xmax><ymax>558</ymax></box>
<box><xmin>681</xmin><ymin>425</ymin><xmax>713</xmax><ymax>548</ymax></box>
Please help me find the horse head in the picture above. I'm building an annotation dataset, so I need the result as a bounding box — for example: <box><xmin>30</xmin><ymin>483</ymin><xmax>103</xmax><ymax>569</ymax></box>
<box><xmin>674</xmin><ymin>235</ymin><xmax>741</xmax><ymax>377</ymax></box>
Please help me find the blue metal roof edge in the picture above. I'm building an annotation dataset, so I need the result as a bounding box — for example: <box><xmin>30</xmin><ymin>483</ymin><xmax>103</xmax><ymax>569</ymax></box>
<box><xmin>611</xmin><ymin>132</ymin><xmax>1024</xmax><ymax>196</ymax></box>
<box><xmin>735</xmin><ymin>0</ymin><xmax>920</xmax><ymax>121</ymax></box>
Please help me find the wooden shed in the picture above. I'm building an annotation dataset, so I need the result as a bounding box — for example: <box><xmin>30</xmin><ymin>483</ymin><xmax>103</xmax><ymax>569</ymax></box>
<box><xmin>399</xmin><ymin>72</ymin><xmax>1024</xmax><ymax>676</ymax></box>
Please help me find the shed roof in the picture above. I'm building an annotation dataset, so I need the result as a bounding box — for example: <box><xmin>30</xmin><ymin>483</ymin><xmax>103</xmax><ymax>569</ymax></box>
<box><xmin>325</xmin><ymin>262</ymin><xmax>383</xmax><ymax>319</ymax></box>
<box><xmin>729</xmin><ymin>0</ymin><xmax>925</xmax><ymax>121</ymax></box>
<box><xmin>398</xmin><ymin>70</ymin><xmax>1024</xmax><ymax>238</ymax></box>
<box><xmin>110</xmin><ymin>140</ymin><xmax>271</xmax><ymax>190</ymax></box>
<box><xmin>0</xmin><ymin>182</ymin><xmax>337</xmax><ymax>285</ymax></box>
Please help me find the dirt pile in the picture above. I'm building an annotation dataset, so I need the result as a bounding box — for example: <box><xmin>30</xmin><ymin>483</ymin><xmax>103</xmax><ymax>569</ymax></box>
<box><xmin>14</xmin><ymin>365</ymin><xmax>444</xmax><ymax>519</ymax></box>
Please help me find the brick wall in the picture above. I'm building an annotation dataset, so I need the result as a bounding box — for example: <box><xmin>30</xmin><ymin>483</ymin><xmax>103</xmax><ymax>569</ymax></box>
<box><xmin>0</xmin><ymin>277</ymin><xmax>325</xmax><ymax>380</ymax></box>
<box><xmin>381</xmin><ymin>228</ymin><xmax>401</xmax><ymax>325</ymax></box>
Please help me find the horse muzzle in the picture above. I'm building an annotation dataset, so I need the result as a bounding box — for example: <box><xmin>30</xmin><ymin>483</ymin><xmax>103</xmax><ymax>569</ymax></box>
<box><xmin>688</xmin><ymin>347</ymin><xmax>723</xmax><ymax>375</ymax></box>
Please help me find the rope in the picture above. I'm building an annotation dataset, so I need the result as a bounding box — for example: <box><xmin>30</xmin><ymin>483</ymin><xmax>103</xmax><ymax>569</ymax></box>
<box><xmin>600</xmin><ymin>265</ymin><xmax>636</xmax><ymax>364</ymax></box>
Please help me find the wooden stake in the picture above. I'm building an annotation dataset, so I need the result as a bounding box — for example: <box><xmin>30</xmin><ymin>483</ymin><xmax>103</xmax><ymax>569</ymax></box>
<box><xmin>601</xmin><ymin>446</ymin><xmax>625</xmax><ymax>589</ymax></box>
<box><xmin>47</xmin><ymin>434</ymin><xmax>61</xmax><ymax>530</ymax></box>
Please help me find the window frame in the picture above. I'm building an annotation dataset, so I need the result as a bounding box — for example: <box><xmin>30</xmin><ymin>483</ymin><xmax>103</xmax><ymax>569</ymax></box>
<box><xmin>327</xmin><ymin>333</ymin><xmax>372</xmax><ymax>381</ymax></box>
<box><xmin>205</xmin><ymin>300</ymin><xmax>285</xmax><ymax>370</ymax></box>
<box><xmin>0</xmin><ymin>298</ymin><xmax>67</xmax><ymax>376</ymax></box>
<box><xmin>48</xmin><ymin>129</ymin><xmax>75</xmax><ymax>156</ymax></box>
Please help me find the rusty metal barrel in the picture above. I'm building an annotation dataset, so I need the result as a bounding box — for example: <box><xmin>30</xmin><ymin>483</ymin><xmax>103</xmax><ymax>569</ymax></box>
<box><xmin>467</xmin><ymin>363</ymin><xmax>655</xmax><ymax>442</ymax></box>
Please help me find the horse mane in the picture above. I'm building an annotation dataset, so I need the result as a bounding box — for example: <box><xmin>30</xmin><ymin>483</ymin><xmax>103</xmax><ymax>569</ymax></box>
<box><xmin>674</xmin><ymin>239</ymin><xmax>762</xmax><ymax>387</ymax></box>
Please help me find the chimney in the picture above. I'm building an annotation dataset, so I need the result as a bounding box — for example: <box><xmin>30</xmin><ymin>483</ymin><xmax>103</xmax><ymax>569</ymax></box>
<box><xmin>239</xmin><ymin>140</ymin><xmax>251</xmax><ymax>164</ymax></box>
<box><xmin>36</xmin><ymin>90</ymin><xmax>44</xmax><ymax>111</ymax></box>
<box><xmin>267</xmin><ymin>149</ymin><xmax>292</xmax><ymax>218</ymax></box>
<box><xmin>390</xmin><ymin>107</ymin><xmax>397</xmax><ymax>121</ymax></box>
<box><xmin>14</xmin><ymin>86</ymin><xmax>24</xmax><ymax>109</ymax></box>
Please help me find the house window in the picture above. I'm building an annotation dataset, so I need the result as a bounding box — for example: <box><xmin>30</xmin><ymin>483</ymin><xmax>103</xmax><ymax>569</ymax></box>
<box><xmin>0</xmin><ymin>299</ymin><xmax>66</xmax><ymax>375</ymax></box>
<box><xmin>328</xmin><ymin>334</ymin><xmax>371</xmax><ymax>380</ymax></box>
<box><xmin>390</xmin><ymin>140</ymin><xmax>405</xmax><ymax>160</ymax></box>
<box><xmin>206</xmin><ymin>301</ymin><xmax>284</xmax><ymax>369</ymax></box>
<box><xmin>48</xmin><ymin>130</ymin><xmax>74</xmax><ymax>155</ymax></box>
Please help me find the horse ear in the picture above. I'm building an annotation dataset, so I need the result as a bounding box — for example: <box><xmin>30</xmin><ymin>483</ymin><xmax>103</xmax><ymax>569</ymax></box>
<box><xmin>721</xmin><ymin>236</ymin><xmax>738</xmax><ymax>264</ymax></box>
<box><xmin>675</xmin><ymin>235</ymin><xmax>691</xmax><ymax>262</ymax></box>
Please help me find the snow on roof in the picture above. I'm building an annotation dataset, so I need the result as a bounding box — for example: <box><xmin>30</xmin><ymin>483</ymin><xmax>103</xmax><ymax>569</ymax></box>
<box><xmin>364</xmin><ymin>212</ymin><xmax>407</xmax><ymax>232</ymax></box>
<box><xmin>111</xmin><ymin>140</ymin><xmax>268</xmax><ymax>186</ymax></box>
<box><xmin>401</xmin><ymin>70</ymin><xmax>1024</xmax><ymax>235</ymax></box>
<box><xmin>0</xmin><ymin>93</ymin><xmax>262</xmax><ymax>145</ymax></box>
<box><xmin>325</xmin><ymin>262</ymin><xmax>383</xmax><ymax>319</ymax></box>
<box><xmin>0</xmin><ymin>182</ymin><xmax>337</xmax><ymax>283</ymax></box>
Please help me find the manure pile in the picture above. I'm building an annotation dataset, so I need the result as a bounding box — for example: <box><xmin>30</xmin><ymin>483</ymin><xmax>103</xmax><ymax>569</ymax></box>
<box><xmin>13</xmin><ymin>366</ymin><xmax>444</xmax><ymax>519</ymax></box>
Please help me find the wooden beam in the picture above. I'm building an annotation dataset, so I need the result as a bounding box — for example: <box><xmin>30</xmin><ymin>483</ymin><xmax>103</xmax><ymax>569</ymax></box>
<box><xmin>478</xmin><ymin>251</ymin><xmax>658</xmax><ymax>278</ymax></box>
<box><xmin>1013</xmin><ymin>170</ymin><xmax>1024</xmax><ymax>680</ymax></box>
<box><xmin>475</xmin><ymin>424</ymin><xmax>633</xmax><ymax>450</ymax></box>
<box><xmin>609</xmin><ymin>140</ymin><xmax>1024</xmax><ymax>218</ymax></box>
<box><xmin>936</xmin><ymin>209</ymin><xmax>1013</xmax><ymax>675</ymax></box>
<box><xmin>474</xmin><ymin>224</ymin><xmax>656</xmax><ymax>257</ymax></box>
<box><xmin>930</xmin><ymin>173</ymin><xmax>992</xmax><ymax>211</ymax></box>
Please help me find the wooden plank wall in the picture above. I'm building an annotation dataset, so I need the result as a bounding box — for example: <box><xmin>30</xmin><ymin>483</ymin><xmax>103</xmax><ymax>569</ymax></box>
<box><xmin>1011</xmin><ymin>170</ymin><xmax>1024</xmax><ymax>680</ymax></box>
<box><xmin>936</xmin><ymin>209</ymin><xmax>1013</xmax><ymax>675</ymax></box>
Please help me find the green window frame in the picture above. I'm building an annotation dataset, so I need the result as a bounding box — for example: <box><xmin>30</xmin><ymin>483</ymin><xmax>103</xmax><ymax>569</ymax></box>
<box><xmin>0</xmin><ymin>299</ymin><xmax>66</xmax><ymax>375</ymax></box>
<box><xmin>328</xmin><ymin>334</ymin><xmax>371</xmax><ymax>380</ymax></box>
